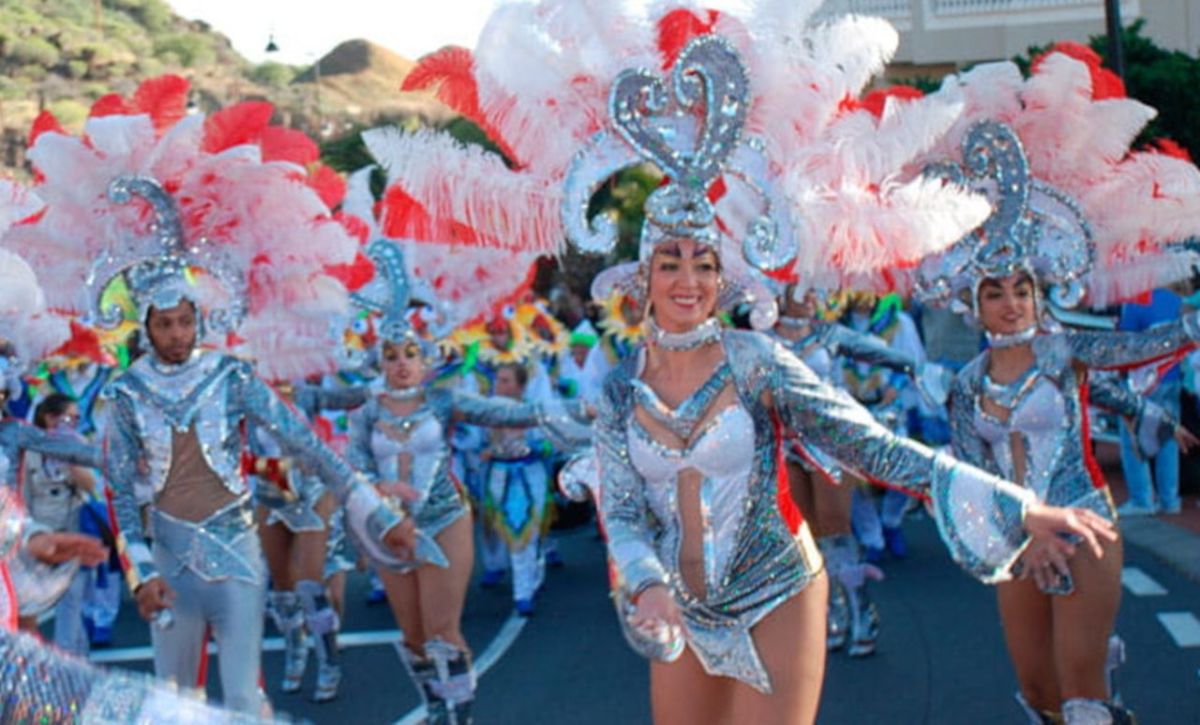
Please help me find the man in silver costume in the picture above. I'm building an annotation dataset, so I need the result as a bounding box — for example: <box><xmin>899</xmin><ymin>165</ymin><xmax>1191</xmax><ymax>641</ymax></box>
<box><xmin>97</xmin><ymin>178</ymin><xmax>415</xmax><ymax>715</ymax></box>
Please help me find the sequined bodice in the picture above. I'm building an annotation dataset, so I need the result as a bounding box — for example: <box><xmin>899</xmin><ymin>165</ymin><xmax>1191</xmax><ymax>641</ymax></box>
<box><xmin>974</xmin><ymin>374</ymin><xmax>1067</xmax><ymax>501</ymax></box>
<box><xmin>370</xmin><ymin>409</ymin><xmax>444</xmax><ymax>504</ymax></box>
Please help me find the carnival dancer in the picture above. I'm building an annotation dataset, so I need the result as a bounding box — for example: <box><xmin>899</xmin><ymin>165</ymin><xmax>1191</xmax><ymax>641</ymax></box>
<box><xmin>8</xmin><ymin>77</ymin><xmax>415</xmax><ymax>714</ymax></box>
<box><xmin>772</xmin><ymin>285</ymin><xmax>943</xmax><ymax>658</ymax></box>
<box><xmin>913</xmin><ymin>43</ymin><xmax>1200</xmax><ymax>723</ymax></box>
<box><xmin>341</xmin><ymin>231</ymin><xmax>589</xmax><ymax>723</ymax></box>
<box><xmin>253</xmin><ymin>380</ymin><xmax>368</xmax><ymax>702</ymax></box>
<box><xmin>383</xmin><ymin>4</ymin><xmax>1120</xmax><ymax>722</ymax></box>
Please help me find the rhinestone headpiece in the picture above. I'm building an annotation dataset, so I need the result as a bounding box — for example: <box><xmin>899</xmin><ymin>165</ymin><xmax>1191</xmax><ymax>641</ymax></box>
<box><xmin>350</xmin><ymin>238</ymin><xmax>446</xmax><ymax>359</ymax></box>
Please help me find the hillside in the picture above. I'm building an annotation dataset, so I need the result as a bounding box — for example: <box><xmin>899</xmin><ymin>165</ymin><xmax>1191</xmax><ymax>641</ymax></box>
<box><xmin>0</xmin><ymin>0</ymin><xmax>450</xmax><ymax>173</ymax></box>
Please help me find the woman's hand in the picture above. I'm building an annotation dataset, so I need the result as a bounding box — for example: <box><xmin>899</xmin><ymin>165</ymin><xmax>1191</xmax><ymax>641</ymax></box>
<box><xmin>1022</xmin><ymin>502</ymin><xmax>1117</xmax><ymax>566</ymax></box>
<box><xmin>1018</xmin><ymin>540</ymin><xmax>1072</xmax><ymax>591</ymax></box>
<box><xmin>25</xmin><ymin>531</ymin><xmax>108</xmax><ymax>567</ymax></box>
<box><xmin>383</xmin><ymin>518</ymin><xmax>417</xmax><ymax>561</ymax></box>
<box><xmin>631</xmin><ymin>584</ymin><xmax>681</xmax><ymax>631</ymax></box>
<box><xmin>1174</xmin><ymin>425</ymin><xmax>1200</xmax><ymax>455</ymax></box>
<box><xmin>378</xmin><ymin>481</ymin><xmax>421</xmax><ymax>502</ymax></box>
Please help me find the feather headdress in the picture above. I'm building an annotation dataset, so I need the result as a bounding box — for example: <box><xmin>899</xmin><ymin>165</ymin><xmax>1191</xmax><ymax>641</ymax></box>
<box><xmin>914</xmin><ymin>44</ymin><xmax>1200</xmax><ymax>311</ymax></box>
<box><xmin>5</xmin><ymin>76</ymin><xmax>356</xmax><ymax>382</ymax></box>
<box><xmin>370</xmin><ymin>0</ymin><xmax>990</xmax><ymax>329</ymax></box>
<box><xmin>0</xmin><ymin>181</ymin><xmax>69</xmax><ymax>367</ymax></box>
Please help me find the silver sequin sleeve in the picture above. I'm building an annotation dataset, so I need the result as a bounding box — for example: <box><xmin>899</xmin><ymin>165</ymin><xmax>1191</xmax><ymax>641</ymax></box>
<box><xmin>102</xmin><ymin>391</ymin><xmax>158</xmax><ymax>583</ymax></box>
<box><xmin>445</xmin><ymin>389</ymin><xmax>592</xmax><ymax>452</ymax></box>
<box><xmin>1</xmin><ymin>421</ymin><xmax>101</xmax><ymax>488</ymax></box>
<box><xmin>347</xmin><ymin>404</ymin><xmax>381</xmax><ymax>484</ymax></box>
<box><xmin>1089</xmin><ymin>375</ymin><xmax>1177</xmax><ymax>459</ymax></box>
<box><xmin>1064</xmin><ymin>313</ymin><xmax>1200</xmax><ymax>370</ymax></box>
<box><xmin>823</xmin><ymin>324</ymin><xmax>917</xmax><ymax>374</ymax></box>
<box><xmin>764</xmin><ymin>337</ymin><xmax>1035</xmax><ymax>582</ymax></box>
<box><xmin>294</xmin><ymin>383</ymin><xmax>369</xmax><ymax>419</ymax></box>
<box><xmin>595</xmin><ymin>377</ymin><xmax>669</xmax><ymax>597</ymax></box>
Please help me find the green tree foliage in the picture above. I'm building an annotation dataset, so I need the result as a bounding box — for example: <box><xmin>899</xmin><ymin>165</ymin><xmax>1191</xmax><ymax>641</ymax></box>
<box><xmin>249</xmin><ymin>61</ymin><xmax>298</xmax><ymax>89</ymax></box>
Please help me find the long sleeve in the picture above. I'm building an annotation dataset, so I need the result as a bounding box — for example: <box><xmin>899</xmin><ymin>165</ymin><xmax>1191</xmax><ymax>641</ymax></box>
<box><xmin>595</xmin><ymin>375</ymin><xmax>668</xmax><ymax>596</ymax></box>
<box><xmin>101</xmin><ymin>393</ymin><xmax>157</xmax><ymax>584</ymax></box>
<box><xmin>1061</xmin><ymin>312</ymin><xmax>1200</xmax><ymax>371</ymax></box>
<box><xmin>294</xmin><ymin>383</ymin><xmax>369</xmax><ymax>418</ymax></box>
<box><xmin>346</xmin><ymin>405</ymin><xmax>380</xmax><ymax>483</ymax></box>
<box><xmin>14</xmin><ymin>425</ymin><xmax>101</xmax><ymax>469</ymax></box>
<box><xmin>763</xmin><ymin>337</ymin><xmax>1033</xmax><ymax>583</ymax></box>
<box><xmin>445</xmin><ymin>389</ymin><xmax>591</xmax><ymax>452</ymax></box>
<box><xmin>947</xmin><ymin>374</ymin><xmax>996</xmax><ymax>474</ymax></box>
<box><xmin>1089</xmin><ymin>375</ymin><xmax>1177</xmax><ymax>459</ymax></box>
<box><xmin>825</xmin><ymin>325</ymin><xmax>917</xmax><ymax>375</ymax></box>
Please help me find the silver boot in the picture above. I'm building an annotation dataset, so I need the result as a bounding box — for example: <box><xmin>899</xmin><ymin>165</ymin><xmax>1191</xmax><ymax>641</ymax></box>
<box><xmin>297</xmin><ymin>579</ymin><xmax>341</xmax><ymax>703</ymax></box>
<box><xmin>817</xmin><ymin>537</ymin><xmax>849</xmax><ymax>651</ymax></box>
<box><xmin>1015</xmin><ymin>691</ymin><xmax>1062</xmax><ymax>724</ymax></box>
<box><xmin>1062</xmin><ymin>698</ymin><xmax>1136</xmax><ymax>725</ymax></box>
<box><xmin>267</xmin><ymin>590</ymin><xmax>308</xmax><ymax>694</ymax></box>
<box><xmin>425</xmin><ymin>638</ymin><xmax>475</xmax><ymax>725</ymax></box>
<box><xmin>827</xmin><ymin>534</ymin><xmax>882</xmax><ymax>657</ymax></box>
<box><xmin>1105</xmin><ymin>634</ymin><xmax>1126</xmax><ymax>706</ymax></box>
<box><xmin>397</xmin><ymin>640</ymin><xmax>446</xmax><ymax>722</ymax></box>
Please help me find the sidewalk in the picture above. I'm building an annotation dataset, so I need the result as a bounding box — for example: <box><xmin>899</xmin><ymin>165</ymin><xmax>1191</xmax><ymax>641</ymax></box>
<box><xmin>1097</xmin><ymin>443</ymin><xmax>1200</xmax><ymax>582</ymax></box>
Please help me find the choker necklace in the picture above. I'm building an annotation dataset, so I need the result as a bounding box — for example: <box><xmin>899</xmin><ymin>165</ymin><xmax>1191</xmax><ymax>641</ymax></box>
<box><xmin>985</xmin><ymin>325</ymin><xmax>1039</xmax><ymax>350</ymax></box>
<box><xmin>384</xmin><ymin>385</ymin><xmax>423</xmax><ymax>401</ymax></box>
<box><xmin>649</xmin><ymin>317</ymin><xmax>722</xmax><ymax>352</ymax></box>
<box><xmin>776</xmin><ymin>315</ymin><xmax>812</xmax><ymax>329</ymax></box>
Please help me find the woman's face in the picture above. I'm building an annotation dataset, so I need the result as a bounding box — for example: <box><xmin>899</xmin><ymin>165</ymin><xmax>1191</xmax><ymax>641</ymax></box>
<box><xmin>44</xmin><ymin>403</ymin><xmax>79</xmax><ymax>432</ymax></box>
<box><xmin>381</xmin><ymin>341</ymin><xmax>427</xmax><ymax>389</ymax></box>
<box><xmin>647</xmin><ymin>239</ymin><xmax>720</xmax><ymax>333</ymax></box>
<box><xmin>977</xmin><ymin>273</ymin><xmax>1037</xmax><ymax>335</ymax></box>
<box><xmin>781</xmin><ymin>288</ymin><xmax>817</xmax><ymax>319</ymax></box>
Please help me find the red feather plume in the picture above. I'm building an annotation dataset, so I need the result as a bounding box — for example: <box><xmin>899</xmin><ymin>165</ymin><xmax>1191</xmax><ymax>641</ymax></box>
<box><xmin>657</xmin><ymin>8</ymin><xmax>721</xmax><ymax>69</ymax></box>
<box><xmin>1033</xmin><ymin>42</ymin><xmax>1125</xmax><ymax>100</ymax></box>
<box><xmin>132</xmin><ymin>75</ymin><xmax>190</xmax><ymax>132</ymax></box>
<box><xmin>202</xmin><ymin>101</ymin><xmax>275</xmax><ymax>154</ymax></box>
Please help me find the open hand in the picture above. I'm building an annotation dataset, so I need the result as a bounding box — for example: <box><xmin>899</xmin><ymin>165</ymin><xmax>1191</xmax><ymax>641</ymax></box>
<box><xmin>1023</xmin><ymin>502</ymin><xmax>1117</xmax><ymax>563</ymax></box>
<box><xmin>26</xmin><ymin>532</ymin><xmax>108</xmax><ymax>567</ymax></box>
<box><xmin>1175</xmin><ymin>425</ymin><xmax>1200</xmax><ymax>455</ymax></box>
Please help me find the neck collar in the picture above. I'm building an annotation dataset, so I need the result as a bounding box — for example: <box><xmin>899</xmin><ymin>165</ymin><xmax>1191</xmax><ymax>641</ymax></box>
<box><xmin>648</xmin><ymin>317</ymin><xmax>722</xmax><ymax>352</ymax></box>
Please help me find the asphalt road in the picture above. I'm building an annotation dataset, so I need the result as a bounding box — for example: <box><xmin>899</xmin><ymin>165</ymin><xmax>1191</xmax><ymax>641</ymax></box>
<box><xmin>73</xmin><ymin>513</ymin><xmax>1200</xmax><ymax>723</ymax></box>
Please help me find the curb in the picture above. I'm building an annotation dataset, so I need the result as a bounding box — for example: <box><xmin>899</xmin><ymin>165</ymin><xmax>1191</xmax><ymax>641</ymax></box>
<box><xmin>1120</xmin><ymin>517</ymin><xmax>1200</xmax><ymax>583</ymax></box>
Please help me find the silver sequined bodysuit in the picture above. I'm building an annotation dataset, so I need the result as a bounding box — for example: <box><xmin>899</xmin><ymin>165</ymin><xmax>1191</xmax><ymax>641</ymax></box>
<box><xmin>349</xmin><ymin>387</ymin><xmax>590</xmax><ymax>561</ymax></box>
<box><xmin>949</xmin><ymin>320</ymin><xmax>1200</xmax><ymax>533</ymax></box>
<box><xmin>598</xmin><ymin>330</ymin><xmax>1038</xmax><ymax>693</ymax></box>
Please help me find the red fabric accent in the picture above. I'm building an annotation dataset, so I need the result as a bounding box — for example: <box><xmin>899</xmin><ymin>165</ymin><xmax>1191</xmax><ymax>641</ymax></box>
<box><xmin>771</xmin><ymin>413</ymin><xmax>804</xmax><ymax>535</ymax></box>
<box><xmin>326</xmin><ymin>250</ymin><xmax>376</xmax><ymax>292</ymax></box>
<box><xmin>89</xmin><ymin>93</ymin><xmax>135</xmax><ymax>119</ymax></box>
<box><xmin>402</xmin><ymin>46</ymin><xmax>521</xmax><ymax>165</ymax></box>
<box><xmin>1032</xmin><ymin>42</ymin><xmax>1126</xmax><ymax>100</ymax></box>
<box><xmin>1091</xmin><ymin>341</ymin><xmax>1197</xmax><ymax>373</ymax></box>
<box><xmin>0</xmin><ymin>564</ymin><xmax>16</xmax><ymax>631</ymax></box>
<box><xmin>706</xmin><ymin>176</ymin><xmax>727</xmax><ymax>203</ymax></box>
<box><xmin>306</xmin><ymin>164</ymin><xmax>347</xmax><ymax>209</ymax></box>
<box><xmin>657</xmin><ymin>8</ymin><xmax>721</xmax><ymax>69</ymax></box>
<box><xmin>27</xmin><ymin>110</ymin><xmax>64</xmax><ymax>147</ymax></box>
<box><xmin>195</xmin><ymin>625</ymin><xmax>211</xmax><ymax>687</ymax></box>
<box><xmin>259</xmin><ymin>126</ymin><xmax>320</xmax><ymax>166</ymax></box>
<box><xmin>860</xmin><ymin>85</ymin><xmax>925</xmax><ymax>118</ymax></box>
<box><xmin>312</xmin><ymin>416</ymin><xmax>335</xmax><ymax>445</ymax></box>
<box><xmin>201</xmin><ymin>101</ymin><xmax>275</xmax><ymax>153</ymax></box>
<box><xmin>1150</xmin><ymin>138</ymin><xmax>1193</xmax><ymax>163</ymax></box>
<box><xmin>132</xmin><ymin>75</ymin><xmax>190</xmax><ymax>133</ymax></box>
<box><xmin>1078</xmin><ymin>377</ymin><xmax>1107</xmax><ymax>490</ymax></box>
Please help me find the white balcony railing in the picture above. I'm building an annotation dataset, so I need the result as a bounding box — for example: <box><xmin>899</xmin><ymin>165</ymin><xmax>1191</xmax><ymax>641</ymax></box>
<box><xmin>932</xmin><ymin>0</ymin><xmax>1101</xmax><ymax>14</ymax></box>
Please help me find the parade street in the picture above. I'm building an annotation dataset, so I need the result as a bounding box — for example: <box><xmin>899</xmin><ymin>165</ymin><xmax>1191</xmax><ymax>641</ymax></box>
<box><xmin>80</xmin><ymin>511</ymin><xmax>1200</xmax><ymax>724</ymax></box>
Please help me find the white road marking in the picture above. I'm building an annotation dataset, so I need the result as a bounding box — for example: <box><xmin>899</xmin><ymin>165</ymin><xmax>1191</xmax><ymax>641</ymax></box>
<box><xmin>1121</xmin><ymin>567</ymin><xmax>1168</xmax><ymax>596</ymax></box>
<box><xmin>393</xmin><ymin>613</ymin><xmax>527</xmax><ymax>725</ymax></box>
<box><xmin>89</xmin><ymin>628</ymin><xmax>404</xmax><ymax>664</ymax></box>
<box><xmin>1157</xmin><ymin>612</ymin><xmax>1200</xmax><ymax>648</ymax></box>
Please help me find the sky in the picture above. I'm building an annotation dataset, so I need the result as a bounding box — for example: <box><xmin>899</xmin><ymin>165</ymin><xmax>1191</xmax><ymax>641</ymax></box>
<box><xmin>166</xmin><ymin>0</ymin><xmax>499</xmax><ymax>65</ymax></box>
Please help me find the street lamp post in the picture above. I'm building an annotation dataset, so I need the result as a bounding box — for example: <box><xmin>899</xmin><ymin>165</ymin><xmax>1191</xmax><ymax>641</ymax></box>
<box><xmin>1104</xmin><ymin>0</ymin><xmax>1126</xmax><ymax>80</ymax></box>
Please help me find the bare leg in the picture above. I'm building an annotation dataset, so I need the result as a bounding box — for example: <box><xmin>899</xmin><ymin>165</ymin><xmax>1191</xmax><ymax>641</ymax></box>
<box><xmin>257</xmin><ymin>516</ymin><xmax>294</xmax><ymax>590</ymax></box>
<box><xmin>291</xmin><ymin>494</ymin><xmax>334</xmax><ymax>583</ymax></box>
<box><xmin>650</xmin><ymin>644</ymin><xmax>736</xmax><ymax>725</ymax></box>
<box><xmin>730</xmin><ymin>575</ymin><xmax>828</xmax><ymax>725</ymax></box>
<box><xmin>997</xmin><ymin>578</ymin><xmax>1060</xmax><ymax>711</ymax></box>
<box><xmin>380</xmin><ymin>568</ymin><xmax>425</xmax><ymax>647</ymax></box>
<box><xmin>325</xmin><ymin>572</ymin><xmax>346</xmax><ymax>620</ymax></box>
<box><xmin>415</xmin><ymin>513</ymin><xmax>475</xmax><ymax>651</ymax></box>
<box><xmin>1053</xmin><ymin>536</ymin><xmax>1123</xmax><ymax>702</ymax></box>
<box><xmin>811</xmin><ymin>478</ymin><xmax>853</xmax><ymax>539</ymax></box>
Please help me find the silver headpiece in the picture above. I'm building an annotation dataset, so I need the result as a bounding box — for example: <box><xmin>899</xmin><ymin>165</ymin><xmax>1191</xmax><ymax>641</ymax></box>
<box><xmin>562</xmin><ymin>35</ymin><xmax>791</xmax><ymax>329</ymax></box>
<box><xmin>87</xmin><ymin>175</ymin><xmax>246</xmax><ymax>332</ymax></box>
<box><xmin>350</xmin><ymin>239</ymin><xmax>447</xmax><ymax>359</ymax></box>
<box><xmin>915</xmin><ymin>121</ymin><xmax>1093</xmax><ymax>316</ymax></box>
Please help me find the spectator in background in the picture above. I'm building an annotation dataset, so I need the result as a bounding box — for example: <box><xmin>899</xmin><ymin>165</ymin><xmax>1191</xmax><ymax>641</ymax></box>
<box><xmin>1116</xmin><ymin>288</ymin><xmax>1185</xmax><ymax>516</ymax></box>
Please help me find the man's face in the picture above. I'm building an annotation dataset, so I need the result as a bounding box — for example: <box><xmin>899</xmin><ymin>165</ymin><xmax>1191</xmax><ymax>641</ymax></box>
<box><xmin>145</xmin><ymin>301</ymin><xmax>198</xmax><ymax>364</ymax></box>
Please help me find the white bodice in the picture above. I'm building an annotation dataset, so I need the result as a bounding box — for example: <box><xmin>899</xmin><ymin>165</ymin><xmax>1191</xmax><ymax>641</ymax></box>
<box><xmin>369</xmin><ymin>412</ymin><xmax>445</xmax><ymax>504</ymax></box>
<box><xmin>974</xmin><ymin>375</ymin><xmax>1068</xmax><ymax>500</ymax></box>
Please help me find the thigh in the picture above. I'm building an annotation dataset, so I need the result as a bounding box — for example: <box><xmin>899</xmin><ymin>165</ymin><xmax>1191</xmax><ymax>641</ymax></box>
<box><xmin>380</xmin><ymin>568</ymin><xmax>424</xmax><ymax>644</ymax></box>
<box><xmin>209</xmin><ymin>579</ymin><xmax>266</xmax><ymax>709</ymax></box>
<box><xmin>651</xmin><ymin>644</ymin><xmax>735</xmax><ymax>725</ymax></box>
<box><xmin>416</xmin><ymin>513</ymin><xmax>475</xmax><ymax>649</ymax></box>
<box><xmin>811</xmin><ymin>479</ymin><xmax>853</xmax><ymax>538</ymax></box>
<box><xmin>325</xmin><ymin>571</ymin><xmax>346</xmax><ymax>618</ymax></box>
<box><xmin>151</xmin><ymin>572</ymin><xmax>209</xmax><ymax>686</ymax></box>
<box><xmin>996</xmin><ymin>578</ymin><xmax>1059</xmax><ymax>709</ymax></box>
<box><xmin>1052</xmin><ymin>536</ymin><xmax>1123</xmax><ymax>700</ymax></box>
<box><xmin>257</xmin><ymin>515</ymin><xmax>293</xmax><ymax>589</ymax></box>
<box><xmin>732</xmin><ymin>576</ymin><xmax>828</xmax><ymax>725</ymax></box>
<box><xmin>786</xmin><ymin>462</ymin><xmax>816</xmax><ymax>527</ymax></box>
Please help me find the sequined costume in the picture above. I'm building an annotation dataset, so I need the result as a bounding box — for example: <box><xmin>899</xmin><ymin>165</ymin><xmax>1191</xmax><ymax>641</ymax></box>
<box><xmin>103</xmin><ymin>349</ymin><xmax>402</xmax><ymax>713</ymax></box>
<box><xmin>599</xmin><ymin>330</ymin><xmax>1037</xmax><ymax>693</ymax></box>
<box><xmin>948</xmin><ymin>319</ymin><xmax>1200</xmax><ymax>592</ymax></box>
<box><xmin>253</xmin><ymin>382</ymin><xmax>368</xmax><ymax>702</ymax></box>
<box><xmin>0</xmin><ymin>488</ymin><xmax>275</xmax><ymax>723</ymax></box>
